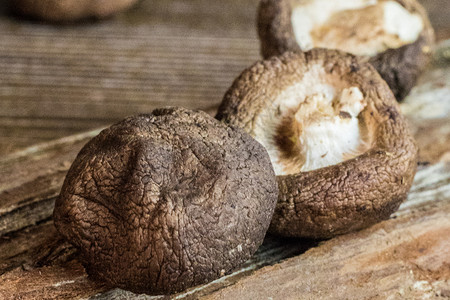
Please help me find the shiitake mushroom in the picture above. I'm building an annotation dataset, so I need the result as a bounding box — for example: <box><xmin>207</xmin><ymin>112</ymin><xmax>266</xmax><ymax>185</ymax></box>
<box><xmin>12</xmin><ymin>0</ymin><xmax>138</xmax><ymax>22</ymax></box>
<box><xmin>53</xmin><ymin>107</ymin><xmax>278</xmax><ymax>295</ymax></box>
<box><xmin>258</xmin><ymin>0</ymin><xmax>435</xmax><ymax>100</ymax></box>
<box><xmin>216</xmin><ymin>49</ymin><xmax>418</xmax><ymax>239</ymax></box>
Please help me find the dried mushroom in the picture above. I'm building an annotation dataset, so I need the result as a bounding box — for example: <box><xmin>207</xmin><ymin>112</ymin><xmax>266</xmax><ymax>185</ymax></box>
<box><xmin>258</xmin><ymin>0</ymin><xmax>435</xmax><ymax>100</ymax></box>
<box><xmin>216</xmin><ymin>49</ymin><xmax>418</xmax><ymax>239</ymax></box>
<box><xmin>12</xmin><ymin>0</ymin><xmax>138</xmax><ymax>22</ymax></box>
<box><xmin>54</xmin><ymin>107</ymin><xmax>278</xmax><ymax>294</ymax></box>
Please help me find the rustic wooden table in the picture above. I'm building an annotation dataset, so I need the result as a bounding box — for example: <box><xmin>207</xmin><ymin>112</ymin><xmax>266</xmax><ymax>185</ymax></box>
<box><xmin>0</xmin><ymin>0</ymin><xmax>449</xmax><ymax>299</ymax></box>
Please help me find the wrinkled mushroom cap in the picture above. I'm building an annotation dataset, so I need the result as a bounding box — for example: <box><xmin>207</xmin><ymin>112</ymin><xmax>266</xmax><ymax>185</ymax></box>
<box><xmin>258</xmin><ymin>0</ymin><xmax>435</xmax><ymax>100</ymax></box>
<box><xmin>216</xmin><ymin>49</ymin><xmax>418</xmax><ymax>238</ymax></box>
<box><xmin>12</xmin><ymin>0</ymin><xmax>138</xmax><ymax>22</ymax></box>
<box><xmin>54</xmin><ymin>107</ymin><xmax>278</xmax><ymax>294</ymax></box>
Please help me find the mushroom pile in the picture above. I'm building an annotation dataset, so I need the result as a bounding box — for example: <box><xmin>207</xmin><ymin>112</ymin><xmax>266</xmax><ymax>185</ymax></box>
<box><xmin>52</xmin><ymin>0</ymin><xmax>429</xmax><ymax>296</ymax></box>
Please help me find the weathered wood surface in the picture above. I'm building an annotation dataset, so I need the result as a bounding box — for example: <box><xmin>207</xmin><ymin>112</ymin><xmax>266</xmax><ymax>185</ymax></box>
<box><xmin>401</xmin><ymin>40</ymin><xmax>450</xmax><ymax>164</ymax></box>
<box><xmin>0</xmin><ymin>0</ymin><xmax>449</xmax><ymax>155</ymax></box>
<box><xmin>0</xmin><ymin>129</ymin><xmax>101</xmax><ymax>235</ymax></box>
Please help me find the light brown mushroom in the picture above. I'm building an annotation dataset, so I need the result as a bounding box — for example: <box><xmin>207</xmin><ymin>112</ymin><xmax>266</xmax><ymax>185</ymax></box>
<box><xmin>258</xmin><ymin>0</ymin><xmax>435</xmax><ymax>100</ymax></box>
<box><xmin>12</xmin><ymin>0</ymin><xmax>138</xmax><ymax>22</ymax></box>
<box><xmin>54</xmin><ymin>107</ymin><xmax>278</xmax><ymax>294</ymax></box>
<box><xmin>216</xmin><ymin>49</ymin><xmax>418</xmax><ymax>239</ymax></box>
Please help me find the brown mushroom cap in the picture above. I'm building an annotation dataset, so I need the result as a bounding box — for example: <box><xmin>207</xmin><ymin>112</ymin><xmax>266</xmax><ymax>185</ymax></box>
<box><xmin>258</xmin><ymin>0</ymin><xmax>435</xmax><ymax>100</ymax></box>
<box><xmin>216</xmin><ymin>49</ymin><xmax>418</xmax><ymax>239</ymax></box>
<box><xmin>12</xmin><ymin>0</ymin><xmax>138</xmax><ymax>22</ymax></box>
<box><xmin>53</xmin><ymin>107</ymin><xmax>278</xmax><ymax>294</ymax></box>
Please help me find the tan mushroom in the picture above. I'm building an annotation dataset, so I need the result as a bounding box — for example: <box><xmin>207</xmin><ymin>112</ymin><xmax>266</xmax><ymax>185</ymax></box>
<box><xmin>12</xmin><ymin>0</ymin><xmax>138</xmax><ymax>22</ymax></box>
<box><xmin>258</xmin><ymin>0</ymin><xmax>435</xmax><ymax>100</ymax></box>
<box><xmin>216</xmin><ymin>49</ymin><xmax>418</xmax><ymax>239</ymax></box>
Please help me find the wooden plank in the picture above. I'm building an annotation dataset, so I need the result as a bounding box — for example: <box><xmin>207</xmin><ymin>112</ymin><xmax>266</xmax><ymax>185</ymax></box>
<box><xmin>0</xmin><ymin>129</ymin><xmax>101</xmax><ymax>235</ymax></box>
<box><xmin>0</xmin><ymin>0</ymin><xmax>448</xmax><ymax>155</ymax></box>
<box><xmin>0</xmin><ymin>0</ymin><xmax>260</xmax><ymax>155</ymax></box>
<box><xmin>402</xmin><ymin>40</ymin><xmax>450</xmax><ymax>164</ymax></box>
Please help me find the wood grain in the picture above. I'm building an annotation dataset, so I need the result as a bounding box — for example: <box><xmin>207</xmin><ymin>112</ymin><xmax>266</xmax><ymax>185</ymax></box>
<box><xmin>402</xmin><ymin>41</ymin><xmax>450</xmax><ymax>164</ymax></box>
<box><xmin>0</xmin><ymin>0</ymin><xmax>448</xmax><ymax>155</ymax></box>
<box><xmin>0</xmin><ymin>129</ymin><xmax>101</xmax><ymax>235</ymax></box>
<box><xmin>0</xmin><ymin>0</ymin><xmax>260</xmax><ymax>155</ymax></box>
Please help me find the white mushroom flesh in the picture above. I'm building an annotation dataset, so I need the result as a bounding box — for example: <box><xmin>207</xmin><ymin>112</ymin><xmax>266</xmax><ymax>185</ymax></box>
<box><xmin>252</xmin><ymin>64</ymin><xmax>369</xmax><ymax>175</ymax></box>
<box><xmin>291</xmin><ymin>0</ymin><xmax>424</xmax><ymax>56</ymax></box>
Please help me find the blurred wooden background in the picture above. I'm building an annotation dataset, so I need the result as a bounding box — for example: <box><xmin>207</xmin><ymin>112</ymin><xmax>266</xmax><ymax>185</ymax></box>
<box><xmin>0</xmin><ymin>0</ymin><xmax>260</xmax><ymax>154</ymax></box>
<box><xmin>0</xmin><ymin>0</ymin><xmax>448</xmax><ymax>155</ymax></box>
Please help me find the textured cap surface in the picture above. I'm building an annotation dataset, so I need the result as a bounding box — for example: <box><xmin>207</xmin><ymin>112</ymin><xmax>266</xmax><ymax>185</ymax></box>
<box><xmin>54</xmin><ymin>107</ymin><xmax>278</xmax><ymax>294</ymax></box>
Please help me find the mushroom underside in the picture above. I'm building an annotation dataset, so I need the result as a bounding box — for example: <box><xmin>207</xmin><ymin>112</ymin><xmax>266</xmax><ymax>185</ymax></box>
<box><xmin>291</xmin><ymin>0</ymin><xmax>424</xmax><ymax>56</ymax></box>
<box><xmin>216</xmin><ymin>49</ymin><xmax>418</xmax><ymax>238</ymax></box>
<box><xmin>252</xmin><ymin>63</ymin><xmax>374</xmax><ymax>175</ymax></box>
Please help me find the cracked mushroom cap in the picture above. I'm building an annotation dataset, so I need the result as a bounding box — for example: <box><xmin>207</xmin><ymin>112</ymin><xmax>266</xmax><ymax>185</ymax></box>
<box><xmin>216</xmin><ymin>49</ymin><xmax>418</xmax><ymax>239</ymax></box>
<box><xmin>258</xmin><ymin>0</ymin><xmax>435</xmax><ymax>100</ymax></box>
<box><xmin>12</xmin><ymin>0</ymin><xmax>138</xmax><ymax>22</ymax></box>
<box><xmin>53</xmin><ymin>107</ymin><xmax>278</xmax><ymax>295</ymax></box>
